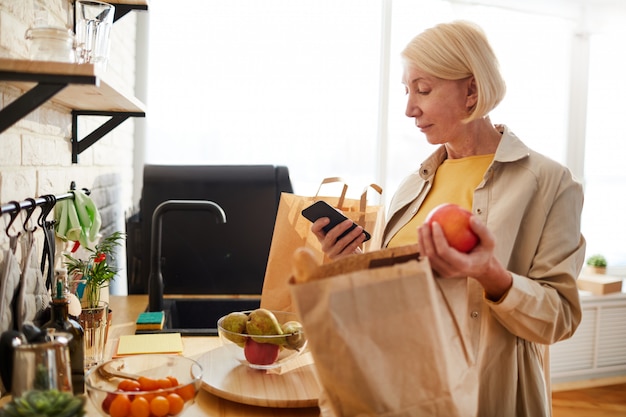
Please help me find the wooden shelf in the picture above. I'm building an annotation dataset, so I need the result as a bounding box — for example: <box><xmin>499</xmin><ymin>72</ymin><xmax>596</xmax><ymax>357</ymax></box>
<box><xmin>0</xmin><ymin>58</ymin><xmax>145</xmax><ymax>163</ymax></box>
<box><xmin>0</xmin><ymin>59</ymin><xmax>145</xmax><ymax>113</ymax></box>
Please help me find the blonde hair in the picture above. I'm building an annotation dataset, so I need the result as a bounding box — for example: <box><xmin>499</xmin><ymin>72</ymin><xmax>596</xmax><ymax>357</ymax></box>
<box><xmin>401</xmin><ymin>20</ymin><xmax>506</xmax><ymax>122</ymax></box>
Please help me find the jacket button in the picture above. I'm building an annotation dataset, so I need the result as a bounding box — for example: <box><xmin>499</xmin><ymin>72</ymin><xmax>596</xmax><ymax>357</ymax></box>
<box><xmin>470</xmin><ymin>311</ymin><xmax>479</xmax><ymax>319</ymax></box>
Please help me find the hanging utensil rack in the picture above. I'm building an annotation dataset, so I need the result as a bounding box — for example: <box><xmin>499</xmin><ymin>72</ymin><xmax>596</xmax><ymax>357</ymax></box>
<box><xmin>0</xmin><ymin>181</ymin><xmax>90</xmax><ymax>216</ymax></box>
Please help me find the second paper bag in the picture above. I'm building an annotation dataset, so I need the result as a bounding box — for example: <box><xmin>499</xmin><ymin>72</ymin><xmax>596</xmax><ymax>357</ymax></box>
<box><xmin>261</xmin><ymin>179</ymin><xmax>384</xmax><ymax>312</ymax></box>
<box><xmin>290</xmin><ymin>248</ymin><xmax>478</xmax><ymax>417</ymax></box>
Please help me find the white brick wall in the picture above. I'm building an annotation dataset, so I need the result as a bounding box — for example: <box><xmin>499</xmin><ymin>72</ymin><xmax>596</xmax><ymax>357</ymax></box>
<box><xmin>0</xmin><ymin>0</ymin><xmax>139</xmax><ymax>295</ymax></box>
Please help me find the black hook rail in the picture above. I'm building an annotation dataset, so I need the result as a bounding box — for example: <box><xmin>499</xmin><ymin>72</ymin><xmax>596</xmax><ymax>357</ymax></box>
<box><xmin>0</xmin><ymin>181</ymin><xmax>90</xmax><ymax>216</ymax></box>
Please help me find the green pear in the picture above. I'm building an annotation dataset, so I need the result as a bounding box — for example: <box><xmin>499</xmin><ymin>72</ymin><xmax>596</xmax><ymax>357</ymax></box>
<box><xmin>281</xmin><ymin>320</ymin><xmax>306</xmax><ymax>350</ymax></box>
<box><xmin>246</xmin><ymin>308</ymin><xmax>283</xmax><ymax>344</ymax></box>
<box><xmin>221</xmin><ymin>311</ymin><xmax>249</xmax><ymax>346</ymax></box>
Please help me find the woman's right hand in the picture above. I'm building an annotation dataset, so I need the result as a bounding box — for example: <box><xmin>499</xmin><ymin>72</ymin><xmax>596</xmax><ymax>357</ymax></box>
<box><xmin>311</xmin><ymin>217</ymin><xmax>366</xmax><ymax>260</ymax></box>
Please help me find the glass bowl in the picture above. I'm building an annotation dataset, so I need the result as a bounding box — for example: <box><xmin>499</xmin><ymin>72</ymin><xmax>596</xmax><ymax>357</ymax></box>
<box><xmin>217</xmin><ymin>309</ymin><xmax>307</xmax><ymax>370</ymax></box>
<box><xmin>85</xmin><ymin>354</ymin><xmax>202</xmax><ymax>416</ymax></box>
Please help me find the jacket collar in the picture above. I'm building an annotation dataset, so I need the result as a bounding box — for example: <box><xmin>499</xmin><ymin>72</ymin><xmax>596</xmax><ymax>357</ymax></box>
<box><xmin>419</xmin><ymin>124</ymin><xmax>530</xmax><ymax>177</ymax></box>
<box><xmin>492</xmin><ymin>124</ymin><xmax>530</xmax><ymax>163</ymax></box>
<box><xmin>388</xmin><ymin>125</ymin><xmax>530</xmax><ymax>218</ymax></box>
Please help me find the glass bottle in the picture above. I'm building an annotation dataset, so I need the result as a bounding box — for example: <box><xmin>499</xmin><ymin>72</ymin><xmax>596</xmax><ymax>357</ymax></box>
<box><xmin>42</xmin><ymin>269</ymin><xmax>85</xmax><ymax>394</ymax></box>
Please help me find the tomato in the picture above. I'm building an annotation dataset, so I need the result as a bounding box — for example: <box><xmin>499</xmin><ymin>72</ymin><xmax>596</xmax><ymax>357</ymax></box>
<box><xmin>166</xmin><ymin>376</ymin><xmax>179</xmax><ymax>387</ymax></box>
<box><xmin>109</xmin><ymin>394</ymin><xmax>131</xmax><ymax>417</ymax></box>
<box><xmin>156</xmin><ymin>378</ymin><xmax>173</xmax><ymax>389</ymax></box>
<box><xmin>166</xmin><ymin>393</ymin><xmax>185</xmax><ymax>416</ymax></box>
<box><xmin>129</xmin><ymin>396</ymin><xmax>150</xmax><ymax>417</ymax></box>
<box><xmin>118</xmin><ymin>379</ymin><xmax>141</xmax><ymax>392</ymax></box>
<box><xmin>102</xmin><ymin>392</ymin><xmax>117</xmax><ymax>414</ymax></box>
<box><xmin>139</xmin><ymin>392</ymin><xmax>156</xmax><ymax>403</ymax></box>
<box><xmin>149</xmin><ymin>395</ymin><xmax>170</xmax><ymax>417</ymax></box>
<box><xmin>175</xmin><ymin>383</ymin><xmax>196</xmax><ymax>402</ymax></box>
<box><xmin>137</xmin><ymin>376</ymin><xmax>160</xmax><ymax>391</ymax></box>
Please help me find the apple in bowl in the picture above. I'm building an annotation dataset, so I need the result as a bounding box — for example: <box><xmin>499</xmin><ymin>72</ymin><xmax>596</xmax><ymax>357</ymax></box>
<box><xmin>217</xmin><ymin>309</ymin><xmax>307</xmax><ymax>370</ymax></box>
<box><xmin>425</xmin><ymin>203</ymin><xmax>479</xmax><ymax>253</ymax></box>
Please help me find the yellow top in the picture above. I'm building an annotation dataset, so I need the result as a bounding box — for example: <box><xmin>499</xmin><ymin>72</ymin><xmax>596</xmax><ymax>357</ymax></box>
<box><xmin>387</xmin><ymin>154</ymin><xmax>494</xmax><ymax>248</ymax></box>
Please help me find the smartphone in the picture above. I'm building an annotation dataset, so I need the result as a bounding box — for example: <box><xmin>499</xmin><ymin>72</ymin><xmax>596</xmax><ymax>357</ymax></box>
<box><xmin>301</xmin><ymin>200</ymin><xmax>371</xmax><ymax>242</ymax></box>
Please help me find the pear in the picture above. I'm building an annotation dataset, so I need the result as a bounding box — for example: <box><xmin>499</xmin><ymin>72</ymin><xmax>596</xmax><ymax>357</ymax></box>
<box><xmin>221</xmin><ymin>312</ymin><xmax>249</xmax><ymax>346</ymax></box>
<box><xmin>281</xmin><ymin>320</ymin><xmax>306</xmax><ymax>350</ymax></box>
<box><xmin>246</xmin><ymin>308</ymin><xmax>283</xmax><ymax>344</ymax></box>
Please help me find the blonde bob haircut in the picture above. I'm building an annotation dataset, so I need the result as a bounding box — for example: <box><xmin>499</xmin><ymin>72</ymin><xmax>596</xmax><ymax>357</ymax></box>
<box><xmin>401</xmin><ymin>20</ymin><xmax>506</xmax><ymax>123</ymax></box>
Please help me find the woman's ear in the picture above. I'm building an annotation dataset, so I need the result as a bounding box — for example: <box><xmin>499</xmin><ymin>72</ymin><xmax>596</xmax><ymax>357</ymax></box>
<box><xmin>466</xmin><ymin>76</ymin><xmax>478</xmax><ymax>110</ymax></box>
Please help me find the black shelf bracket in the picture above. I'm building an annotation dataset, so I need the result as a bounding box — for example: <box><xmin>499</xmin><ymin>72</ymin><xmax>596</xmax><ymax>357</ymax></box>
<box><xmin>71</xmin><ymin>110</ymin><xmax>145</xmax><ymax>163</ymax></box>
<box><xmin>0</xmin><ymin>82</ymin><xmax>68</xmax><ymax>134</ymax></box>
<box><xmin>0</xmin><ymin>70</ymin><xmax>96</xmax><ymax>135</ymax></box>
<box><xmin>114</xmin><ymin>4</ymin><xmax>149</xmax><ymax>22</ymax></box>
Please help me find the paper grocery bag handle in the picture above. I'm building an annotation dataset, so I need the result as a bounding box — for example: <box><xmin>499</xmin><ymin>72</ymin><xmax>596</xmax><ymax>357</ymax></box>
<box><xmin>359</xmin><ymin>183</ymin><xmax>383</xmax><ymax>212</ymax></box>
<box><xmin>315</xmin><ymin>177</ymin><xmax>348</xmax><ymax>209</ymax></box>
<box><xmin>356</xmin><ymin>183</ymin><xmax>383</xmax><ymax>225</ymax></box>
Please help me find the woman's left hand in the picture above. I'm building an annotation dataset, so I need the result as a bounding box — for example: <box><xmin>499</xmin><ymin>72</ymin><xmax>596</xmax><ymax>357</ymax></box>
<box><xmin>418</xmin><ymin>215</ymin><xmax>512</xmax><ymax>300</ymax></box>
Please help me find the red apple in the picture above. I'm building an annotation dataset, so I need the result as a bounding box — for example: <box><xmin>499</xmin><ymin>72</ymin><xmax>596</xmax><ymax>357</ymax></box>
<box><xmin>425</xmin><ymin>203</ymin><xmax>478</xmax><ymax>253</ymax></box>
<box><xmin>243</xmin><ymin>338</ymin><xmax>280</xmax><ymax>365</ymax></box>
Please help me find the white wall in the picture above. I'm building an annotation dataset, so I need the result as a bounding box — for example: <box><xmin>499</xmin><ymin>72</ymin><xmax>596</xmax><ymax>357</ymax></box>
<box><xmin>0</xmin><ymin>0</ymin><xmax>139</xmax><ymax>294</ymax></box>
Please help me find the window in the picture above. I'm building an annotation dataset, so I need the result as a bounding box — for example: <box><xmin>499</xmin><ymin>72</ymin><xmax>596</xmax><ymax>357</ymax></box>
<box><xmin>144</xmin><ymin>0</ymin><xmax>626</xmax><ymax>267</ymax></box>
<box><xmin>583</xmin><ymin>29</ymin><xmax>626</xmax><ymax>266</ymax></box>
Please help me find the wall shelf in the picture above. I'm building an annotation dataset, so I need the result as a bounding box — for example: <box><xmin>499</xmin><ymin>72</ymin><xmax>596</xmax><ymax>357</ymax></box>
<box><xmin>0</xmin><ymin>58</ymin><xmax>146</xmax><ymax>163</ymax></box>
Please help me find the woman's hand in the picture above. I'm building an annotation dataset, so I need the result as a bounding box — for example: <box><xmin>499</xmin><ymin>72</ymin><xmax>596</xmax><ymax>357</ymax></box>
<box><xmin>311</xmin><ymin>217</ymin><xmax>366</xmax><ymax>260</ymax></box>
<box><xmin>418</xmin><ymin>215</ymin><xmax>512</xmax><ymax>300</ymax></box>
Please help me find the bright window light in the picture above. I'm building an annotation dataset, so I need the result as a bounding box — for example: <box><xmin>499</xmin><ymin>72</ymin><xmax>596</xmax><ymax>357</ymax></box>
<box><xmin>144</xmin><ymin>0</ymin><xmax>626</xmax><ymax>267</ymax></box>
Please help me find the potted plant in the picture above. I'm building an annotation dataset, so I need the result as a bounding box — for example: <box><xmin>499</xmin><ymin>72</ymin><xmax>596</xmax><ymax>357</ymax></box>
<box><xmin>64</xmin><ymin>231</ymin><xmax>125</xmax><ymax>309</ymax></box>
<box><xmin>586</xmin><ymin>254</ymin><xmax>607</xmax><ymax>275</ymax></box>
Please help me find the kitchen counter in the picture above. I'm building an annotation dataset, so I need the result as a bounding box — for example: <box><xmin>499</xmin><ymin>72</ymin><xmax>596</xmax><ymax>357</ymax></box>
<box><xmin>97</xmin><ymin>295</ymin><xmax>321</xmax><ymax>416</ymax></box>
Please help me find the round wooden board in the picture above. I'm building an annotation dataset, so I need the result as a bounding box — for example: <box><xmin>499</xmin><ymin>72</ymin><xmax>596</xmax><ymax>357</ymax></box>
<box><xmin>198</xmin><ymin>345</ymin><xmax>321</xmax><ymax>408</ymax></box>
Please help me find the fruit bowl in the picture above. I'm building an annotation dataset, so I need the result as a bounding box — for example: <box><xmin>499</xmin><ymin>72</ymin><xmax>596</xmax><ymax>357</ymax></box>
<box><xmin>217</xmin><ymin>309</ymin><xmax>307</xmax><ymax>370</ymax></box>
<box><xmin>84</xmin><ymin>354</ymin><xmax>202</xmax><ymax>417</ymax></box>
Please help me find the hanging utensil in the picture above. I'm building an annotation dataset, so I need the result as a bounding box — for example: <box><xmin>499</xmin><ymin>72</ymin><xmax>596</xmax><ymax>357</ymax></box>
<box><xmin>38</xmin><ymin>195</ymin><xmax>57</xmax><ymax>291</ymax></box>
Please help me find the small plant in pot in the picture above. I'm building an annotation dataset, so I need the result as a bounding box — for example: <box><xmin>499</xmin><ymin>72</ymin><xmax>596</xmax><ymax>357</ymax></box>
<box><xmin>64</xmin><ymin>231</ymin><xmax>125</xmax><ymax>309</ymax></box>
<box><xmin>586</xmin><ymin>254</ymin><xmax>607</xmax><ymax>275</ymax></box>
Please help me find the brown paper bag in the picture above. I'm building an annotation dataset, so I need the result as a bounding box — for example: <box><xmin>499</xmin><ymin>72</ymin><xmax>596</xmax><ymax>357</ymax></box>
<box><xmin>290</xmin><ymin>246</ymin><xmax>478</xmax><ymax>417</ymax></box>
<box><xmin>260</xmin><ymin>178</ymin><xmax>385</xmax><ymax>312</ymax></box>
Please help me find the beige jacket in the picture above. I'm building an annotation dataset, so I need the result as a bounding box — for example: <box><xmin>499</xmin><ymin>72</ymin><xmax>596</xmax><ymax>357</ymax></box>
<box><xmin>382</xmin><ymin>125</ymin><xmax>585</xmax><ymax>417</ymax></box>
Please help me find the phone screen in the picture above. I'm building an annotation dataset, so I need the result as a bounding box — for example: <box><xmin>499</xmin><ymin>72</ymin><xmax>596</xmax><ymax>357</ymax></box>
<box><xmin>301</xmin><ymin>200</ymin><xmax>371</xmax><ymax>241</ymax></box>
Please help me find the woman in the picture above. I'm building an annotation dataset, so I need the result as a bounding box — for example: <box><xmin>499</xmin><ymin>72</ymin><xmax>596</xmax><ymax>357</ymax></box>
<box><xmin>312</xmin><ymin>20</ymin><xmax>585</xmax><ymax>416</ymax></box>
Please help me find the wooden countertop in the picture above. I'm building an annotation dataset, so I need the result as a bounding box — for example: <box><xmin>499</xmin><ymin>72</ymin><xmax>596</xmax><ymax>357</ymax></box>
<box><xmin>101</xmin><ymin>295</ymin><xmax>321</xmax><ymax>416</ymax></box>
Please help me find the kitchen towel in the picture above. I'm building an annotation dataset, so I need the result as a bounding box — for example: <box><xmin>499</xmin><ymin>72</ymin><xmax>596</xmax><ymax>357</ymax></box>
<box><xmin>55</xmin><ymin>189</ymin><xmax>101</xmax><ymax>247</ymax></box>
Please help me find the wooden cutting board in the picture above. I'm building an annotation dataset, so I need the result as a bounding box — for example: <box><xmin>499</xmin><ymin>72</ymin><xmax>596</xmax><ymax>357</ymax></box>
<box><xmin>198</xmin><ymin>346</ymin><xmax>321</xmax><ymax>408</ymax></box>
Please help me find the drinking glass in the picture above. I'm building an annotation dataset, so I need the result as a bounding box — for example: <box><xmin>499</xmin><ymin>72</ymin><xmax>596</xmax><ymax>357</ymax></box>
<box><xmin>74</xmin><ymin>0</ymin><xmax>115</xmax><ymax>70</ymax></box>
<box><xmin>79</xmin><ymin>301</ymin><xmax>109</xmax><ymax>369</ymax></box>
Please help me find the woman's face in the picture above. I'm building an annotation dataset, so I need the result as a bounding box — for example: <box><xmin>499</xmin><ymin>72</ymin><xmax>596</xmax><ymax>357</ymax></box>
<box><xmin>402</xmin><ymin>65</ymin><xmax>475</xmax><ymax>146</ymax></box>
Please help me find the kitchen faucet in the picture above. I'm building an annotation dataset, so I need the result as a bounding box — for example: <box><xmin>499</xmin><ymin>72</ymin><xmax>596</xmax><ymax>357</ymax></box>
<box><xmin>148</xmin><ymin>200</ymin><xmax>227</xmax><ymax>312</ymax></box>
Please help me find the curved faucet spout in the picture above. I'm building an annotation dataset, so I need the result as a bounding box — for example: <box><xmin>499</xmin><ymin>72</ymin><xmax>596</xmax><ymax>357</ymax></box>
<box><xmin>148</xmin><ymin>200</ymin><xmax>227</xmax><ymax>312</ymax></box>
